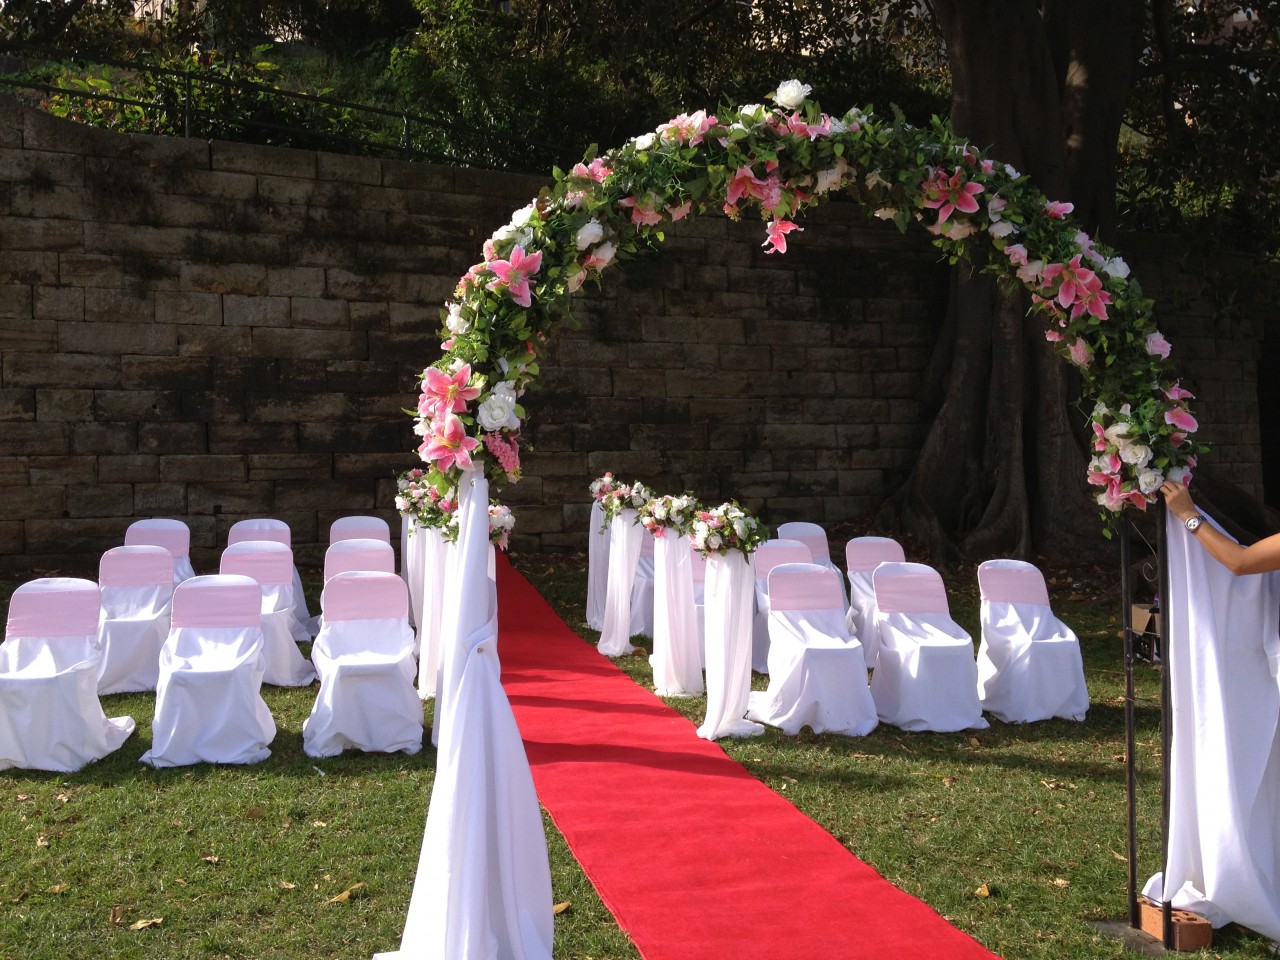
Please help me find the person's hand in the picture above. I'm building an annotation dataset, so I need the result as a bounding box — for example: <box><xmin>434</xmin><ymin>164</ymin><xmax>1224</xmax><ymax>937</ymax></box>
<box><xmin>1160</xmin><ymin>480</ymin><xmax>1197</xmax><ymax>522</ymax></box>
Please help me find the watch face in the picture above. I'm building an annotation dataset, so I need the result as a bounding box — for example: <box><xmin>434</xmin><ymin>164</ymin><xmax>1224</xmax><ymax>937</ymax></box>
<box><xmin>1186</xmin><ymin>516</ymin><xmax>1203</xmax><ymax>531</ymax></box>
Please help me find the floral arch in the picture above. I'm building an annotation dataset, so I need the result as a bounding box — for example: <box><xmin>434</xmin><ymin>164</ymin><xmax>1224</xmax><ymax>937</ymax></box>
<box><xmin>404</xmin><ymin>80</ymin><xmax>1202</xmax><ymax>538</ymax></box>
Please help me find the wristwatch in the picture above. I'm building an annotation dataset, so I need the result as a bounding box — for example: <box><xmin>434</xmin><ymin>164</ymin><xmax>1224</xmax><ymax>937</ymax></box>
<box><xmin>1185</xmin><ymin>514</ymin><xmax>1206</xmax><ymax>533</ymax></box>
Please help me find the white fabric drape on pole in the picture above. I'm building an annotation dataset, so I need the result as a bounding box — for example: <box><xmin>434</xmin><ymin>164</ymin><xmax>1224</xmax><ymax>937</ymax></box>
<box><xmin>1144</xmin><ymin>512</ymin><xmax>1280</xmax><ymax>939</ymax></box>
<box><xmin>597</xmin><ymin>508</ymin><xmax>642</xmax><ymax>657</ymax></box>
<box><xmin>376</xmin><ymin>468</ymin><xmax>553</xmax><ymax>960</ymax></box>
<box><xmin>586</xmin><ymin>499</ymin><xmax>609</xmax><ymax>631</ymax></box>
<box><xmin>401</xmin><ymin>516</ymin><xmax>426</xmax><ymax>633</ymax></box>
<box><xmin>416</xmin><ymin>525</ymin><xmax>450</xmax><ymax>702</ymax></box>
<box><xmin>650</xmin><ymin>533</ymin><xmax>704</xmax><ymax>697</ymax></box>
<box><xmin>696</xmin><ymin>550</ymin><xmax>764</xmax><ymax>741</ymax></box>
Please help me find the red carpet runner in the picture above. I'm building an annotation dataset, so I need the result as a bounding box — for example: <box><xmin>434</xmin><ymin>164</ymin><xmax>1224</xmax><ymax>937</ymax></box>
<box><xmin>496</xmin><ymin>557</ymin><xmax>1002</xmax><ymax>960</ymax></box>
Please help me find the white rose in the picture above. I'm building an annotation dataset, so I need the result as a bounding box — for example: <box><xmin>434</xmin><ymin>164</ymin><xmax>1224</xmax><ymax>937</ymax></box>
<box><xmin>707</xmin><ymin>532</ymin><xmax>723</xmax><ymax>551</ymax></box>
<box><xmin>1119</xmin><ymin>442</ymin><xmax>1152</xmax><ymax>467</ymax></box>
<box><xmin>510</xmin><ymin>204</ymin><xmax>535</xmax><ymax>228</ymax></box>
<box><xmin>476</xmin><ymin>384</ymin><xmax>520</xmax><ymax>432</ymax></box>
<box><xmin>566</xmin><ymin>267</ymin><xmax>586</xmax><ymax>292</ymax></box>
<box><xmin>445</xmin><ymin>301</ymin><xmax>471</xmax><ymax>334</ymax></box>
<box><xmin>1103</xmin><ymin>256</ymin><xmax>1131</xmax><ymax>279</ymax></box>
<box><xmin>633</xmin><ymin>132</ymin><xmax>655</xmax><ymax>151</ymax></box>
<box><xmin>989</xmin><ymin>220</ymin><xmax>1016</xmax><ymax>238</ymax></box>
<box><xmin>772</xmin><ymin>79</ymin><xmax>812</xmax><ymax>110</ymax></box>
<box><xmin>732</xmin><ymin>518</ymin><xmax>747</xmax><ymax>539</ymax></box>
<box><xmin>576</xmin><ymin>219</ymin><xmax>604</xmax><ymax>250</ymax></box>
<box><xmin>1167</xmin><ymin>466</ymin><xmax>1192</xmax><ymax>485</ymax></box>
<box><xmin>1138</xmin><ymin>469</ymin><xmax>1164</xmax><ymax>494</ymax></box>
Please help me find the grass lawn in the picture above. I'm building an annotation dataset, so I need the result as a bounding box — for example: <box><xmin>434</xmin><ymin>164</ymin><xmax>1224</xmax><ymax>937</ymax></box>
<box><xmin>1</xmin><ymin>552</ymin><xmax>1275</xmax><ymax>959</ymax></box>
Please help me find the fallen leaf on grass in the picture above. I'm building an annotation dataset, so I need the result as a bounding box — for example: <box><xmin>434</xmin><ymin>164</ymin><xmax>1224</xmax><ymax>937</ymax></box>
<box><xmin>974</xmin><ymin>883</ymin><xmax>992</xmax><ymax>898</ymax></box>
<box><xmin>311</xmin><ymin>820</ymin><xmax>328</xmax><ymax>828</ymax></box>
<box><xmin>109</xmin><ymin>905</ymin><xmax>126</xmax><ymax>926</ymax></box>
<box><xmin>553</xmin><ymin>901</ymin><xmax>571</xmax><ymax>915</ymax></box>
<box><xmin>129</xmin><ymin>918</ymin><xmax>164</xmax><ymax>931</ymax></box>
<box><xmin>279</xmin><ymin>880</ymin><xmax>297</xmax><ymax>890</ymax></box>
<box><xmin>967</xmin><ymin>737</ymin><xmax>982</xmax><ymax>747</ymax></box>
<box><xmin>1112</xmin><ymin>850</ymin><xmax>1128</xmax><ymax>862</ymax></box>
<box><xmin>201</xmin><ymin>854</ymin><xmax>219</xmax><ymax>865</ymax></box>
<box><xmin>323</xmin><ymin>882</ymin><xmax>365</xmax><ymax>905</ymax></box>
<box><xmin>1051</xmin><ymin>878</ymin><xmax>1070</xmax><ymax>888</ymax></box>
<box><xmin>244</xmin><ymin>807</ymin><xmax>268</xmax><ymax>821</ymax></box>
<box><xmin>44</xmin><ymin>883</ymin><xmax>69</xmax><ymax>894</ymax></box>
<box><xmin>35</xmin><ymin>835</ymin><xmax>49</xmax><ymax>847</ymax></box>
<box><xmin>942</xmin><ymin>776</ymin><xmax>958</xmax><ymax>787</ymax></box>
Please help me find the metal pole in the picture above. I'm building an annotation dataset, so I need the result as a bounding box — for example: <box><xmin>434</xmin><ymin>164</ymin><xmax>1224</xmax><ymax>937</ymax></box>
<box><xmin>1121</xmin><ymin>516</ymin><xmax>1140</xmax><ymax>928</ymax></box>
<box><xmin>1157</xmin><ymin>499</ymin><xmax>1175</xmax><ymax>947</ymax></box>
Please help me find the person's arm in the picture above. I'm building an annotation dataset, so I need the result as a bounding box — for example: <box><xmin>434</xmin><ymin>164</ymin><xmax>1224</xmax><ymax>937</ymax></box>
<box><xmin>1160</xmin><ymin>481</ymin><xmax>1280</xmax><ymax>575</ymax></box>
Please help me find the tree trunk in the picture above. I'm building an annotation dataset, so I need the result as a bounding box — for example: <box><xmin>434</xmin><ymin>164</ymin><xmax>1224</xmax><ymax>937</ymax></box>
<box><xmin>884</xmin><ymin>0</ymin><xmax>1142</xmax><ymax>562</ymax></box>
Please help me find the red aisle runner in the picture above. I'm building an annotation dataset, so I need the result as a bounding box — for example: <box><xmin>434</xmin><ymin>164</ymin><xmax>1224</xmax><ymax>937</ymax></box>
<box><xmin>496</xmin><ymin>557</ymin><xmax>1002</xmax><ymax>960</ymax></box>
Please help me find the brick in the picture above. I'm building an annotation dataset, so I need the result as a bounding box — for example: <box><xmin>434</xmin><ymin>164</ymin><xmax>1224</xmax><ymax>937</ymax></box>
<box><xmin>4</xmin><ymin>351</ymin><xmax>119</xmax><ymax>387</ymax></box>
<box><xmin>159</xmin><ymin>454</ymin><xmax>246</xmax><ymax>482</ymax></box>
<box><xmin>186</xmin><ymin>481</ymin><xmax>275</xmax><ymax>514</ymax></box>
<box><xmin>0</xmin><ymin>388</ymin><xmax>35</xmax><ymax>420</ymax></box>
<box><xmin>155</xmin><ymin>290</ymin><xmax>223</xmax><ymax>325</ymax></box>
<box><xmin>35</xmin><ymin>388</ymin><xmax>93</xmax><ymax>421</ymax></box>
<box><xmin>291</xmin><ymin>296</ymin><xmax>349</xmax><ymax>329</ymax></box>
<box><xmin>94</xmin><ymin>389</ymin><xmax>183</xmax><ymax>421</ymax></box>
<box><xmin>33</xmin><ymin>286</ymin><xmax>85</xmax><ymax>322</ymax></box>
<box><xmin>139</xmin><ymin>422</ymin><xmax>206</xmax><ymax>454</ymax></box>
<box><xmin>133</xmin><ymin>483</ymin><xmax>188</xmax><ymax>515</ymax></box>
<box><xmin>58</xmin><ymin>320</ymin><xmax>175</xmax><ymax>356</ymax></box>
<box><xmin>67</xmin><ymin>482</ymin><xmax>133</xmax><ymax>517</ymax></box>
<box><xmin>70</xmin><ymin>421</ymin><xmax>134</xmax><ymax>455</ymax></box>
<box><xmin>180</xmin><ymin>262</ymin><xmax>268</xmax><ymax>295</ymax></box>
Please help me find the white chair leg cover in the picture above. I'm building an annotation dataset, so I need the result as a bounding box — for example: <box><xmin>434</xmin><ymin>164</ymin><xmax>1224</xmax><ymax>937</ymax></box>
<box><xmin>288</xmin><ymin>567</ymin><xmax>318</xmax><ymax>641</ymax></box>
<box><xmin>597</xmin><ymin>508</ymin><xmax>642</xmax><ymax>657</ymax></box>
<box><xmin>259</xmin><ymin>584</ymin><xmax>318</xmax><ymax>687</ymax></box>
<box><xmin>377</xmin><ymin>468</ymin><xmax>553</xmax><ymax>960</ymax></box>
<box><xmin>870</xmin><ymin>613</ymin><xmax>989</xmax><ymax>733</ymax></box>
<box><xmin>846</xmin><ymin>571</ymin><xmax>880</xmax><ymax>671</ymax></box>
<box><xmin>585</xmin><ymin>499</ymin><xmax>609</xmax><ymax>631</ymax></box>
<box><xmin>416</xmin><ymin>526</ymin><xmax>450</xmax><ymax>701</ymax></box>
<box><xmin>696</xmin><ymin>551</ymin><xmax>764</xmax><ymax>741</ymax></box>
<box><xmin>402</xmin><ymin>516</ymin><xmax>426</xmax><ymax>632</ymax></box>
<box><xmin>750</xmin><ymin>580</ymin><xmax>772</xmax><ymax>675</ymax></box>
<box><xmin>976</xmin><ymin>608</ymin><xmax>1089</xmax><ymax>723</ymax></box>
<box><xmin>649</xmin><ymin>534</ymin><xmax>704</xmax><ymax>697</ymax></box>
<box><xmin>96</xmin><ymin>576</ymin><xmax>172</xmax><ymax>695</ymax></box>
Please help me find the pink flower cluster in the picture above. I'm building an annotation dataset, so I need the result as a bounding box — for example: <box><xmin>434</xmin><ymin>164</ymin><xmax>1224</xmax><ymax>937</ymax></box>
<box><xmin>921</xmin><ymin>166</ymin><xmax>984</xmax><ymax>224</ymax></box>
<box><xmin>483</xmin><ymin>430</ymin><xmax>521</xmax><ymax>478</ymax></box>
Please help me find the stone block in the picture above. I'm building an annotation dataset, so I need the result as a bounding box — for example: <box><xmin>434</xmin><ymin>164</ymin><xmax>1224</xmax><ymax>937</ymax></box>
<box><xmin>317</xmin><ymin>152</ymin><xmax>382</xmax><ymax>186</ymax></box>
<box><xmin>121</xmin><ymin>355</ymin><xmax>215</xmax><ymax>390</ymax></box>
<box><xmin>35</xmin><ymin>388</ymin><xmax>93</xmax><ymax>421</ymax></box>
<box><xmin>186</xmin><ymin>481</ymin><xmax>275</xmax><ymax>514</ymax></box>
<box><xmin>291</xmin><ymin>296</ymin><xmax>349</xmax><ymax>329</ymax></box>
<box><xmin>274</xmin><ymin>479</ymin><xmax>373</xmax><ymax>512</ymax></box>
<box><xmin>245</xmin><ymin>454</ymin><xmax>331</xmax><ymax>480</ymax></box>
<box><xmin>154</xmin><ymin>290</ymin><xmax>223</xmax><ymax>326</ymax></box>
<box><xmin>1</xmin><ymin>216</ymin><xmax>84</xmax><ymax>251</ymax></box>
<box><xmin>267</xmin><ymin>266</ymin><xmax>325</xmax><ymax>298</ymax></box>
<box><xmin>0</xmin><ymin>483</ymin><xmax>66</xmax><ymax>517</ymax></box>
<box><xmin>33</xmin><ymin>286</ymin><xmax>84</xmax><ymax>322</ymax></box>
<box><xmin>0</xmin><ymin>520</ymin><xmax>21</xmax><ymax>556</ymax></box>
<box><xmin>210</xmin><ymin>140</ymin><xmax>317</xmax><ymax>179</ymax></box>
<box><xmin>299</xmin><ymin>421</ymin><xmax>407</xmax><ymax>455</ymax></box>
<box><xmin>0</xmin><ymin>284</ymin><xmax>33</xmax><ymax>320</ymax></box>
<box><xmin>83</xmin><ymin>288</ymin><xmax>155</xmax><ymax>324</ymax></box>
<box><xmin>208</xmin><ymin>421</ymin><xmax>298</xmax><ymax>454</ymax></box>
<box><xmin>0</xmin><ymin>251</ymin><xmax>58</xmax><ymax>285</ymax></box>
<box><xmin>139</xmin><ymin>422</ymin><xmax>207</xmax><ymax>454</ymax></box>
<box><xmin>159</xmin><ymin>454</ymin><xmax>246</xmax><ymax>482</ymax></box>
<box><xmin>11</xmin><ymin>184</ymin><xmax>91</xmax><ymax>220</ymax></box>
<box><xmin>98</xmin><ymin>455</ymin><xmax>160</xmax><ymax>483</ymax></box>
<box><xmin>70</xmin><ymin>421</ymin><xmax>134</xmax><ymax>455</ymax></box>
<box><xmin>24</xmin><ymin>517</ymin><xmax>123</xmax><ymax>558</ymax></box>
<box><xmin>4</xmin><ymin>351</ymin><xmax>118</xmax><ymax>387</ymax></box>
<box><xmin>0</xmin><ymin>387</ymin><xmax>35</xmax><ymax>421</ymax></box>
<box><xmin>58</xmin><ymin>320</ymin><xmax>175</xmax><ymax>356</ymax></box>
<box><xmin>67</xmin><ymin>482</ymin><xmax>134</xmax><ymax>517</ymax></box>
<box><xmin>251</xmin><ymin>328</ymin><xmax>367</xmax><ymax>360</ymax></box>
<box><xmin>58</xmin><ymin>253</ymin><xmax>123</xmax><ymax>288</ymax></box>
<box><xmin>247</xmin><ymin>392</ymin><xmax>356</xmax><ymax>423</ymax></box>
<box><xmin>223</xmin><ymin>294</ymin><xmax>289</xmax><ymax>327</ymax></box>
<box><xmin>131</xmin><ymin>483</ymin><xmax>187</xmax><ymax>515</ymax></box>
<box><xmin>177</xmin><ymin>325</ymin><xmax>252</xmax><ymax>357</ymax></box>
<box><xmin>94</xmin><ymin>389</ymin><xmax>183</xmax><ymax>421</ymax></box>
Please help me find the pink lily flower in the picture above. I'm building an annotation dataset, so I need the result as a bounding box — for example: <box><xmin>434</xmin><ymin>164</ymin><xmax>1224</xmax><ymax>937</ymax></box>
<box><xmin>1044</xmin><ymin>200</ymin><xmax>1074</xmax><ymax>219</ymax></box>
<box><xmin>1092</xmin><ymin>422</ymin><xmax>1110</xmax><ymax>452</ymax></box>
<box><xmin>667</xmin><ymin>200</ymin><xmax>692</xmax><ymax>221</ymax></box>
<box><xmin>421</xmin><ymin>363</ymin><xmax>481</xmax><ymax>416</ymax></box>
<box><xmin>1044</xmin><ymin>329</ymin><xmax>1064</xmax><ymax>342</ymax></box>
<box><xmin>725</xmin><ymin>167</ymin><xmax>767</xmax><ymax>208</ymax></box>
<box><xmin>1164</xmin><ymin>381</ymin><xmax>1195</xmax><ymax>401</ymax></box>
<box><xmin>1042</xmin><ymin>255</ymin><xmax>1100</xmax><ymax>310</ymax></box>
<box><xmin>1165</xmin><ymin>407</ymin><xmax>1199</xmax><ymax>432</ymax></box>
<box><xmin>618</xmin><ymin>196</ymin><xmax>664</xmax><ymax>227</ymax></box>
<box><xmin>1145</xmin><ymin>331</ymin><xmax>1172</xmax><ymax>358</ymax></box>
<box><xmin>486</xmin><ymin>245</ymin><xmax>543</xmax><ymax>308</ymax></box>
<box><xmin>1004</xmin><ymin>243</ymin><xmax>1029</xmax><ymax>266</ymax></box>
<box><xmin>922</xmin><ymin>166</ymin><xmax>984</xmax><ymax>223</ymax></box>
<box><xmin>570</xmin><ymin>158</ymin><xmax>612</xmax><ymax>182</ymax></box>
<box><xmin>763</xmin><ymin>219</ymin><xmax>803</xmax><ymax>255</ymax></box>
<box><xmin>419</xmin><ymin>414</ymin><xmax>480</xmax><ymax>472</ymax></box>
<box><xmin>1070</xmin><ymin>279</ymin><xmax>1112</xmax><ymax>320</ymax></box>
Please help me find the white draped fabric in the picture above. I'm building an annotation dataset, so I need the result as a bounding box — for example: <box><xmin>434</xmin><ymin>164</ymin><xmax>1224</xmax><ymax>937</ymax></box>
<box><xmin>303</xmin><ymin>571</ymin><xmax>422</xmax><ymax>758</ymax></box>
<box><xmin>697</xmin><ymin>550</ymin><xmax>764</xmax><ymax>741</ymax></box>
<box><xmin>747</xmin><ymin>563</ymin><xmax>877</xmax><ymax>737</ymax></box>
<box><xmin>402</xmin><ymin>516</ymin><xmax>426</xmax><ymax>631</ymax></box>
<box><xmin>0</xmin><ymin>578</ymin><xmax>135</xmax><ymax>772</ymax></box>
<box><xmin>649</xmin><ymin>533</ymin><xmax>704</xmax><ymax>697</ymax></box>
<box><xmin>227</xmin><ymin>519</ymin><xmax>315</xmax><ymax>641</ymax></box>
<box><xmin>1143</xmin><ymin>512</ymin><xmax>1280</xmax><ymax>939</ymax></box>
<box><xmin>598</xmin><ymin>508</ymin><xmax>643</xmax><ymax>657</ymax></box>
<box><xmin>844</xmin><ymin>537</ymin><xmax>905</xmax><ymax>670</ymax></box>
<box><xmin>869</xmin><ymin>562</ymin><xmax>988</xmax><ymax>733</ymax></box>
<box><xmin>415</xmin><ymin>525</ymin><xmax>450</xmax><ymax>702</ymax></box>
<box><xmin>141</xmin><ymin>575</ymin><xmax>276</xmax><ymax>767</ymax></box>
<box><xmin>125</xmin><ymin>518</ymin><xmax>196</xmax><ymax>584</ymax></box>
<box><xmin>97</xmin><ymin>545</ymin><xmax>174</xmax><ymax>695</ymax></box>
<box><xmin>629</xmin><ymin>530</ymin><xmax>656</xmax><ymax>638</ymax></box>
<box><xmin>378</xmin><ymin>468</ymin><xmax>553</xmax><ymax>960</ymax></box>
<box><xmin>750</xmin><ymin>539</ymin><xmax>812</xmax><ymax>674</ymax></box>
<box><xmin>585</xmin><ymin>499</ymin><xmax>609</xmax><ymax>631</ymax></box>
<box><xmin>975</xmin><ymin>559</ymin><xmax>1089</xmax><ymax>723</ymax></box>
<box><xmin>220</xmin><ymin>541</ymin><xmax>317</xmax><ymax>688</ymax></box>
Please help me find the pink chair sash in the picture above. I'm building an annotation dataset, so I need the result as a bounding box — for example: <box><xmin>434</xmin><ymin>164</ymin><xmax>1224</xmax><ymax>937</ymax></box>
<box><xmin>99</xmin><ymin>545</ymin><xmax>174</xmax><ymax>588</ymax></box>
<box><xmin>220</xmin><ymin>541</ymin><xmax>294</xmax><ymax>586</ymax></box>
<box><xmin>768</xmin><ymin>564</ymin><xmax>845</xmax><ymax>612</ymax></box>
<box><xmin>227</xmin><ymin>518</ymin><xmax>291</xmax><ymax>547</ymax></box>
<box><xmin>321</xmin><ymin>571</ymin><xmax>408</xmax><ymax>621</ymax></box>
<box><xmin>845</xmin><ymin>536</ymin><xmax>905</xmax><ymax>572</ymax></box>
<box><xmin>324</xmin><ymin>538</ymin><xmax>396</xmax><ymax>581</ymax></box>
<box><xmin>777</xmin><ymin>523</ymin><xmax>830</xmax><ymax>563</ymax></box>
<box><xmin>170</xmin><ymin>575</ymin><xmax>262</xmax><ymax>628</ymax></box>
<box><xmin>752</xmin><ymin>539</ymin><xmax>812</xmax><ymax>581</ymax></box>
<box><xmin>978</xmin><ymin>559</ymin><xmax>1051</xmax><ymax>606</ymax></box>
<box><xmin>125</xmin><ymin>518</ymin><xmax>190</xmax><ymax>558</ymax></box>
<box><xmin>330</xmin><ymin>515</ymin><xmax>391</xmax><ymax>544</ymax></box>
<box><xmin>873</xmin><ymin>562</ymin><xmax>951</xmax><ymax>615</ymax></box>
<box><xmin>6</xmin><ymin>578</ymin><xmax>101</xmax><ymax>637</ymax></box>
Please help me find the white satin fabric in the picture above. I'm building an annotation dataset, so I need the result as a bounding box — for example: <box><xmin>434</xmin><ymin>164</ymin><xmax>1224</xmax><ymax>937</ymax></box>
<box><xmin>748</xmin><ymin>564</ymin><xmax>877</xmax><ymax>737</ymax></box>
<box><xmin>228</xmin><ymin>519</ymin><xmax>315</xmax><ymax>640</ymax></box>
<box><xmin>0</xmin><ymin>578</ymin><xmax>135</xmax><ymax>772</ymax></box>
<box><xmin>303</xmin><ymin>572</ymin><xmax>421</xmax><ymax>758</ymax></box>
<box><xmin>220</xmin><ymin>541</ymin><xmax>317</xmax><ymax>687</ymax></box>
<box><xmin>869</xmin><ymin>562</ymin><xmax>988</xmax><ymax>733</ymax></box>
<box><xmin>97</xmin><ymin>545</ymin><xmax>174</xmax><ymax>694</ymax></box>
<box><xmin>1144</xmin><ymin>512</ymin><xmax>1280</xmax><ymax>940</ymax></box>
<box><xmin>697</xmin><ymin>550</ymin><xmax>765</xmax><ymax>741</ymax></box>
<box><xmin>844</xmin><ymin>537</ymin><xmax>905</xmax><ymax>670</ymax></box>
<box><xmin>415</xmin><ymin>525</ymin><xmax>450</xmax><ymax>702</ymax></box>
<box><xmin>750</xmin><ymin>539</ymin><xmax>812</xmax><ymax>674</ymax></box>
<box><xmin>975</xmin><ymin>559</ymin><xmax>1089</xmax><ymax>723</ymax></box>
<box><xmin>598</xmin><ymin>508</ymin><xmax>643</xmax><ymax>657</ymax></box>
<box><xmin>401</xmin><ymin>515</ymin><xmax>425</xmax><ymax>630</ymax></box>
<box><xmin>125</xmin><ymin>518</ymin><xmax>196</xmax><ymax>584</ymax></box>
<box><xmin>586</xmin><ymin>499</ymin><xmax>609</xmax><ymax>631</ymax></box>
<box><xmin>630</xmin><ymin>530</ymin><xmax>656</xmax><ymax>638</ymax></box>
<box><xmin>649</xmin><ymin>533</ymin><xmax>704</xmax><ymax>697</ymax></box>
<box><xmin>141</xmin><ymin>574</ymin><xmax>276</xmax><ymax>767</ymax></box>
<box><xmin>379</xmin><ymin>468</ymin><xmax>552</xmax><ymax>960</ymax></box>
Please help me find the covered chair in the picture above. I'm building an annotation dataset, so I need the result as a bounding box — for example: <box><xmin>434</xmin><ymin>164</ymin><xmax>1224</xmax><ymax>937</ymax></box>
<box><xmin>97</xmin><ymin>545</ymin><xmax>174</xmax><ymax>694</ymax></box>
<box><xmin>324</xmin><ymin>537</ymin><xmax>397</xmax><ymax>581</ymax></box>
<box><xmin>220</xmin><ymin>541</ymin><xmax>316</xmax><ymax>687</ymax></box>
<box><xmin>747</xmin><ymin>564</ymin><xmax>877</xmax><ymax>737</ymax></box>
<box><xmin>844</xmin><ymin>536</ymin><xmax>906</xmax><ymax>669</ymax></box>
<box><xmin>330</xmin><ymin>515</ymin><xmax>392</xmax><ymax>544</ymax></box>
<box><xmin>585</xmin><ymin>498</ymin><xmax>609</xmax><ymax>631</ymax></box>
<box><xmin>303</xmin><ymin>571</ymin><xmax>423</xmax><ymax>758</ymax></box>
<box><xmin>975</xmin><ymin>559</ymin><xmax>1089</xmax><ymax>723</ymax></box>
<box><xmin>125</xmin><ymin>517</ymin><xmax>196</xmax><ymax>584</ymax></box>
<box><xmin>776</xmin><ymin>522</ymin><xmax>842</xmax><ymax>581</ymax></box>
<box><xmin>869</xmin><ymin>562</ymin><xmax>988</xmax><ymax>733</ymax></box>
<box><xmin>0</xmin><ymin>578</ymin><xmax>135</xmax><ymax>772</ymax></box>
<box><xmin>227</xmin><ymin>518</ymin><xmax>314</xmax><ymax>640</ymax></box>
<box><xmin>749</xmin><ymin>539</ymin><xmax>812</xmax><ymax>674</ymax></box>
<box><xmin>141</xmin><ymin>574</ymin><xmax>276</xmax><ymax>767</ymax></box>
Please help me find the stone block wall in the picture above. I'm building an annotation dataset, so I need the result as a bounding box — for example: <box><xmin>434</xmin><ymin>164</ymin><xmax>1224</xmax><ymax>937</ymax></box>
<box><xmin>0</xmin><ymin>97</ymin><xmax>1270</xmax><ymax>574</ymax></box>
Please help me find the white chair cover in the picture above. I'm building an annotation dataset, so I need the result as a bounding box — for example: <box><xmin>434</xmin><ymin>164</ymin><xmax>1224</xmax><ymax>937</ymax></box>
<box><xmin>869</xmin><ymin>562</ymin><xmax>988</xmax><ymax>733</ymax></box>
<box><xmin>220</xmin><ymin>541</ymin><xmax>316</xmax><ymax>687</ymax></box>
<box><xmin>844</xmin><ymin>536</ymin><xmax>906</xmax><ymax>670</ymax></box>
<box><xmin>975</xmin><ymin>559</ymin><xmax>1089</xmax><ymax>723</ymax></box>
<box><xmin>0</xmin><ymin>578</ymin><xmax>135</xmax><ymax>772</ymax></box>
<box><xmin>696</xmin><ymin>550</ymin><xmax>765</xmax><ymax>741</ymax></box>
<box><xmin>228</xmin><ymin>519</ymin><xmax>315</xmax><ymax>641</ymax></box>
<box><xmin>324</xmin><ymin>537</ymin><xmax>396</xmax><ymax>581</ymax></box>
<box><xmin>125</xmin><ymin>517</ymin><xmax>196</xmax><ymax>584</ymax></box>
<box><xmin>1142</xmin><ymin>512</ymin><xmax>1280</xmax><ymax>939</ymax></box>
<box><xmin>141</xmin><ymin>574</ymin><xmax>276</xmax><ymax>767</ymax></box>
<box><xmin>585</xmin><ymin>499</ymin><xmax>609</xmax><ymax>631</ymax></box>
<box><xmin>649</xmin><ymin>532</ymin><xmax>704</xmax><ymax>697</ymax></box>
<box><xmin>303</xmin><ymin>571</ymin><xmax>422</xmax><ymax>758</ymax></box>
<box><xmin>330</xmin><ymin>515</ymin><xmax>392</xmax><ymax>544</ymax></box>
<box><xmin>629</xmin><ymin>528</ymin><xmax>657</xmax><ymax>637</ymax></box>
<box><xmin>750</xmin><ymin>539</ymin><xmax>812</xmax><ymax>674</ymax></box>
<box><xmin>776</xmin><ymin>522</ymin><xmax>844</xmax><ymax>588</ymax></box>
<box><xmin>401</xmin><ymin>515</ymin><xmax>425</xmax><ymax>630</ymax></box>
<box><xmin>747</xmin><ymin>564</ymin><xmax>878</xmax><ymax>737</ymax></box>
<box><xmin>380</xmin><ymin>467</ymin><xmax>553</xmax><ymax>960</ymax></box>
<box><xmin>97</xmin><ymin>545</ymin><xmax>174</xmax><ymax>694</ymax></box>
<box><xmin>598</xmin><ymin>508</ymin><xmax>643</xmax><ymax>657</ymax></box>
<box><xmin>416</xmin><ymin>525</ymin><xmax>450</xmax><ymax>701</ymax></box>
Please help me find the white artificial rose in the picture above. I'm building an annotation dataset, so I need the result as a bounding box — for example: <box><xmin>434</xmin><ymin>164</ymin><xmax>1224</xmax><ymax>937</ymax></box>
<box><xmin>989</xmin><ymin>220</ymin><xmax>1016</xmax><ymax>238</ymax></box>
<box><xmin>476</xmin><ymin>383</ymin><xmax>520</xmax><ymax>431</ymax></box>
<box><xmin>1167</xmin><ymin>466</ymin><xmax>1192</xmax><ymax>485</ymax></box>
<box><xmin>707</xmin><ymin>532</ymin><xmax>723</xmax><ymax>551</ymax></box>
<box><xmin>1118</xmin><ymin>442</ymin><xmax>1152</xmax><ymax>467</ymax></box>
<box><xmin>772</xmin><ymin>79</ymin><xmax>812</xmax><ymax>110</ymax></box>
<box><xmin>510</xmin><ymin>204</ymin><xmax>535</xmax><ymax>228</ymax></box>
<box><xmin>732</xmin><ymin>518</ymin><xmax>747</xmax><ymax>539</ymax></box>
<box><xmin>445</xmin><ymin>301</ymin><xmax>471</xmax><ymax>334</ymax></box>
<box><xmin>576</xmin><ymin>219</ymin><xmax>604</xmax><ymax>250</ymax></box>
<box><xmin>1138</xmin><ymin>469</ymin><xmax>1163</xmax><ymax>494</ymax></box>
<box><xmin>633</xmin><ymin>132</ymin><xmax>655</xmax><ymax>151</ymax></box>
<box><xmin>566</xmin><ymin>267</ymin><xmax>586</xmax><ymax>292</ymax></box>
<box><xmin>1104</xmin><ymin>256</ymin><xmax>1131</xmax><ymax>279</ymax></box>
<box><xmin>589</xmin><ymin>241</ymin><xmax>616</xmax><ymax>268</ymax></box>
